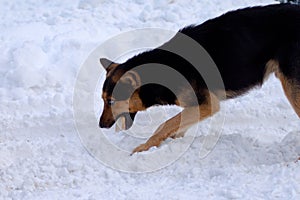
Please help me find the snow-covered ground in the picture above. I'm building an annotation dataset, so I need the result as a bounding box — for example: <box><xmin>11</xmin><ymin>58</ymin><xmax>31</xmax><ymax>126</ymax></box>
<box><xmin>1</xmin><ymin>0</ymin><xmax>300</xmax><ymax>199</ymax></box>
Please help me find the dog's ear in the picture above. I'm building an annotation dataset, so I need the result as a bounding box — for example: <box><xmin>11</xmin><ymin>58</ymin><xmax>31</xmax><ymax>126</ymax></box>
<box><xmin>120</xmin><ymin>70</ymin><xmax>141</xmax><ymax>89</ymax></box>
<box><xmin>100</xmin><ymin>58</ymin><xmax>119</xmax><ymax>73</ymax></box>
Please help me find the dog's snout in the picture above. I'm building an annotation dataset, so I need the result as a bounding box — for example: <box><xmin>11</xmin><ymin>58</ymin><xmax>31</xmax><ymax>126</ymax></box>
<box><xmin>99</xmin><ymin>114</ymin><xmax>115</xmax><ymax>128</ymax></box>
<box><xmin>99</xmin><ymin>121</ymin><xmax>106</xmax><ymax>128</ymax></box>
<box><xmin>99</xmin><ymin>120</ymin><xmax>112</xmax><ymax>128</ymax></box>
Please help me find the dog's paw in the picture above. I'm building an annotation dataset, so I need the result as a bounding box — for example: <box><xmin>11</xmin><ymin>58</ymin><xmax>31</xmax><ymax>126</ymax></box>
<box><xmin>131</xmin><ymin>135</ymin><xmax>163</xmax><ymax>155</ymax></box>
<box><xmin>170</xmin><ymin>131</ymin><xmax>185</xmax><ymax>139</ymax></box>
<box><xmin>131</xmin><ymin>143</ymin><xmax>151</xmax><ymax>155</ymax></box>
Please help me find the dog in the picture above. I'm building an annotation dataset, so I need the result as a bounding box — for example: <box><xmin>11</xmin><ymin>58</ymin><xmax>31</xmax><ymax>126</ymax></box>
<box><xmin>99</xmin><ymin>4</ymin><xmax>300</xmax><ymax>154</ymax></box>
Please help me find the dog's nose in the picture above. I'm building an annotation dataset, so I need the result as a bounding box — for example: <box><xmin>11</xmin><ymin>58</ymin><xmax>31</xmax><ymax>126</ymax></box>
<box><xmin>99</xmin><ymin>121</ymin><xmax>107</xmax><ymax>128</ymax></box>
<box><xmin>99</xmin><ymin>120</ymin><xmax>113</xmax><ymax>128</ymax></box>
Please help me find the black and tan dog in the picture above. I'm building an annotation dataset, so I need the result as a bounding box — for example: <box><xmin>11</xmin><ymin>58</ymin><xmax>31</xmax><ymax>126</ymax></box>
<box><xmin>99</xmin><ymin>4</ymin><xmax>300</xmax><ymax>154</ymax></box>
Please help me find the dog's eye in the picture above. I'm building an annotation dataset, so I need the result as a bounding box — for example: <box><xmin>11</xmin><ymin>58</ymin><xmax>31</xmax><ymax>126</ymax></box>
<box><xmin>107</xmin><ymin>99</ymin><xmax>115</xmax><ymax>106</ymax></box>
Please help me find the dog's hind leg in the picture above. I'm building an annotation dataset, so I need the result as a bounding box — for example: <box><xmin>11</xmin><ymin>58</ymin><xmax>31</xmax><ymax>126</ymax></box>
<box><xmin>276</xmin><ymin>42</ymin><xmax>300</xmax><ymax>118</ymax></box>
<box><xmin>277</xmin><ymin>72</ymin><xmax>300</xmax><ymax>118</ymax></box>
<box><xmin>131</xmin><ymin>91</ymin><xmax>220</xmax><ymax>154</ymax></box>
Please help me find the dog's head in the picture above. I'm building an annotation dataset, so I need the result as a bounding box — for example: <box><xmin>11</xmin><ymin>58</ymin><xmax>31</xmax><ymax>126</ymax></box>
<box><xmin>99</xmin><ymin>58</ymin><xmax>144</xmax><ymax>130</ymax></box>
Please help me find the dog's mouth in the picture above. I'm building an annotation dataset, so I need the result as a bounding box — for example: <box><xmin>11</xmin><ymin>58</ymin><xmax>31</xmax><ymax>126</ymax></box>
<box><xmin>100</xmin><ymin>113</ymin><xmax>134</xmax><ymax>130</ymax></box>
<box><xmin>115</xmin><ymin>112</ymin><xmax>134</xmax><ymax>130</ymax></box>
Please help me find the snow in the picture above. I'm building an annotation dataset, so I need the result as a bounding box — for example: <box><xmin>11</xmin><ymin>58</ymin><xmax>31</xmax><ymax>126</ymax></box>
<box><xmin>1</xmin><ymin>0</ymin><xmax>300</xmax><ymax>199</ymax></box>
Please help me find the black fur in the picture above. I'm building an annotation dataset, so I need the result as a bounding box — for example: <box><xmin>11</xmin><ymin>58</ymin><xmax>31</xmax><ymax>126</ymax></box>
<box><xmin>107</xmin><ymin>4</ymin><xmax>300</xmax><ymax>108</ymax></box>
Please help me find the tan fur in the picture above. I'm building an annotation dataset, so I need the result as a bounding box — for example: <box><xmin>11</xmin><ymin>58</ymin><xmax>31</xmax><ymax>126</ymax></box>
<box><xmin>225</xmin><ymin>87</ymin><xmax>253</xmax><ymax>99</ymax></box>
<box><xmin>102</xmin><ymin>91</ymin><xmax>145</xmax><ymax>131</ymax></box>
<box><xmin>132</xmin><ymin>91</ymin><xmax>220</xmax><ymax>154</ymax></box>
<box><xmin>176</xmin><ymin>85</ymin><xmax>197</xmax><ymax>107</ymax></box>
<box><xmin>106</xmin><ymin>96</ymin><xmax>145</xmax><ymax>119</ymax></box>
<box><xmin>110</xmin><ymin>68</ymin><xmax>124</xmax><ymax>83</ymax></box>
<box><xmin>128</xmin><ymin>91</ymin><xmax>146</xmax><ymax>112</ymax></box>
<box><xmin>111</xmin><ymin>100</ymin><xmax>129</xmax><ymax>117</ymax></box>
<box><xmin>102</xmin><ymin>69</ymin><xmax>143</xmax><ymax>130</ymax></box>
<box><xmin>111</xmin><ymin>69</ymin><xmax>141</xmax><ymax>86</ymax></box>
<box><xmin>295</xmin><ymin>93</ymin><xmax>300</xmax><ymax>117</ymax></box>
<box><xmin>264</xmin><ymin>59</ymin><xmax>279</xmax><ymax>81</ymax></box>
<box><xmin>277</xmin><ymin>72</ymin><xmax>300</xmax><ymax>118</ymax></box>
<box><xmin>119</xmin><ymin>70</ymin><xmax>141</xmax><ymax>88</ymax></box>
<box><xmin>102</xmin><ymin>91</ymin><xmax>109</xmax><ymax>100</ymax></box>
<box><xmin>106</xmin><ymin>63</ymin><xmax>119</xmax><ymax>76</ymax></box>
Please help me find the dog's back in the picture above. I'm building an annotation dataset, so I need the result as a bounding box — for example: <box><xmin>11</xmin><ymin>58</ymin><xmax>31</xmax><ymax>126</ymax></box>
<box><xmin>179</xmin><ymin>4</ymin><xmax>300</xmax><ymax>95</ymax></box>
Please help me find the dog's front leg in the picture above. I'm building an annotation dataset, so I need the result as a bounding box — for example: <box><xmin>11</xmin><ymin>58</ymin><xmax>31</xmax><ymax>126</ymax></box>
<box><xmin>131</xmin><ymin>92</ymin><xmax>220</xmax><ymax>154</ymax></box>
